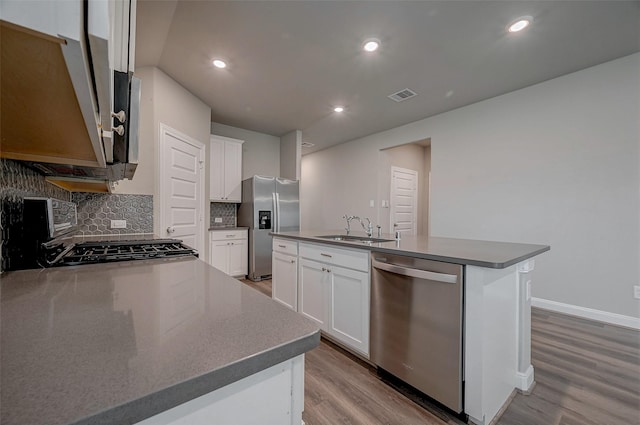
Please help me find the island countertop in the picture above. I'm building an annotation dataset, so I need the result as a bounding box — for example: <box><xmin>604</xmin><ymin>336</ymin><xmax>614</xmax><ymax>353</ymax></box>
<box><xmin>0</xmin><ymin>257</ymin><xmax>320</xmax><ymax>425</ymax></box>
<box><xmin>272</xmin><ymin>231</ymin><xmax>550</xmax><ymax>269</ymax></box>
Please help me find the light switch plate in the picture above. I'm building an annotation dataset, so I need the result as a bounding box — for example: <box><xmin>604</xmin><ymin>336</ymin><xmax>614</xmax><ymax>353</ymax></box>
<box><xmin>110</xmin><ymin>219</ymin><xmax>127</xmax><ymax>229</ymax></box>
<box><xmin>214</xmin><ymin>217</ymin><xmax>223</xmax><ymax>223</ymax></box>
<box><xmin>634</xmin><ymin>285</ymin><xmax>640</xmax><ymax>300</ymax></box>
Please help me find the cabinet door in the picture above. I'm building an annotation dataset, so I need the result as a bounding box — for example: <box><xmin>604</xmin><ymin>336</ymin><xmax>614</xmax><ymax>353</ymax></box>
<box><xmin>210</xmin><ymin>240</ymin><xmax>229</xmax><ymax>274</ymax></box>
<box><xmin>209</xmin><ymin>138</ymin><xmax>225</xmax><ymax>200</ymax></box>
<box><xmin>328</xmin><ymin>266</ymin><xmax>370</xmax><ymax>356</ymax></box>
<box><xmin>272</xmin><ymin>252</ymin><xmax>298</xmax><ymax>310</ymax></box>
<box><xmin>227</xmin><ymin>239</ymin><xmax>247</xmax><ymax>277</ymax></box>
<box><xmin>224</xmin><ymin>141</ymin><xmax>243</xmax><ymax>202</ymax></box>
<box><xmin>298</xmin><ymin>258</ymin><xmax>329</xmax><ymax>330</ymax></box>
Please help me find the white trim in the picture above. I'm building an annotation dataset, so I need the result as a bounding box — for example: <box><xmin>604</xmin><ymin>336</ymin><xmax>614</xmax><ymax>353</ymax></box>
<box><xmin>532</xmin><ymin>298</ymin><xmax>640</xmax><ymax>330</ymax></box>
<box><xmin>158</xmin><ymin>123</ymin><xmax>206</xmax><ymax>255</ymax></box>
<box><xmin>515</xmin><ymin>365</ymin><xmax>534</xmax><ymax>392</ymax></box>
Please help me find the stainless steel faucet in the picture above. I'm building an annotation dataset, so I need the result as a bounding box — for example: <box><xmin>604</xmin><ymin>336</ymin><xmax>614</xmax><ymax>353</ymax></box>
<box><xmin>342</xmin><ymin>214</ymin><xmax>356</xmax><ymax>235</ymax></box>
<box><xmin>356</xmin><ymin>217</ymin><xmax>373</xmax><ymax>237</ymax></box>
<box><xmin>343</xmin><ymin>215</ymin><xmax>374</xmax><ymax>237</ymax></box>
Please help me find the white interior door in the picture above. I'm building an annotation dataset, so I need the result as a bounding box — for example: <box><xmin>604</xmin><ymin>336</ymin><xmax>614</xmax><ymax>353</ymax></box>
<box><xmin>390</xmin><ymin>166</ymin><xmax>418</xmax><ymax>236</ymax></box>
<box><xmin>160</xmin><ymin>124</ymin><xmax>205</xmax><ymax>254</ymax></box>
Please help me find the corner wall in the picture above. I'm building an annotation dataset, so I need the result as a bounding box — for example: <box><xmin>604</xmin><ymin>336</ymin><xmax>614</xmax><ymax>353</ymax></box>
<box><xmin>120</xmin><ymin>67</ymin><xmax>211</xmax><ymax>253</ymax></box>
<box><xmin>301</xmin><ymin>53</ymin><xmax>640</xmax><ymax>319</ymax></box>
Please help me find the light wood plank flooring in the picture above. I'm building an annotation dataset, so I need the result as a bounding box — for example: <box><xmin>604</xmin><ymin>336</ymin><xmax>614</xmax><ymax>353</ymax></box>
<box><xmin>240</xmin><ymin>279</ymin><xmax>640</xmax><ymax>425</ymax></box>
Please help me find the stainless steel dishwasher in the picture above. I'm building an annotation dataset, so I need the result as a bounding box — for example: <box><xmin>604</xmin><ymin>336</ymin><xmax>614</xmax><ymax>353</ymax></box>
<box><xmin>370</xmin><ymin>252</ymin><xmax>464</xmax><ymax>414</ymax></box>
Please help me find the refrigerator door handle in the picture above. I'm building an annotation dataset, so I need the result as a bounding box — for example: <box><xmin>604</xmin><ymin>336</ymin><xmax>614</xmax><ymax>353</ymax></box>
<box><xmin>274</xmin><ymin>192</ymin><xmax>281</xmax><ymax>232</ymax></box>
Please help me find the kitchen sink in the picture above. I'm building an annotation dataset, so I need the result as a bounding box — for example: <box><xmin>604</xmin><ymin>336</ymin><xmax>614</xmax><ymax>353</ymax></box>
<box><xmin>316</xmin><ymin>235</ymin><xmax>394</xmax><ymax>243</ymax></box>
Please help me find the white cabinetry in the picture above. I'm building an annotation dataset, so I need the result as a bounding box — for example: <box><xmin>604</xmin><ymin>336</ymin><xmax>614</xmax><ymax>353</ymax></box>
<box><xmin>298</xmin><ymin>243</ymin><xmax>370</xmax><ymax>357</ymax></box>
<box><xmin>210</xmin><ymin>135</ymin><xmax>244</xmax><ymax>202</ymax></box>
<box><xmin>209</xmin><ymin>230</ymin><xmax>247</xmax><ymax>277</ymax></box>
<box><xmin>272</xmin><ymin>238</ymin><xmax>298</xmax><ymax>310</ymax></box>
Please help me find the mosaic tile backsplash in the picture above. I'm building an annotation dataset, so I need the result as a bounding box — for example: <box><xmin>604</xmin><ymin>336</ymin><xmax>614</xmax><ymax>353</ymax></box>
<box><xmin>1</xmin><ymin>159</ymin><xmax>72</xmax><ymax>270</ymax></box>
<box><xmin>210</xmin><ymin>202</ymin><xmax>237</xmax><ymax>227</ymax></box>
<box><xmin>72</xmin><ymin>193</ymin><xmax>153</xmax><ymax>235</ymax></box>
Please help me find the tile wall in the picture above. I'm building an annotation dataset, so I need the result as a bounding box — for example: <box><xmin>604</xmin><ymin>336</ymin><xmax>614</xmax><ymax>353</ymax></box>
<box><xmin>0</xmin><ymin>159</ymin><xmax>71</xmax><ymax>270</ymax></box>
<box><xmin>0</xmin><ymin>159</ymin><xmax>155</xmax><ymax>270</ymax></box>
<box><xmin>72</xmin><ymin>193</ymin><xmax>153</xmax><ymax>235</ymax></box>
<box><xmin>210</xmin><ymin>202</ymin><xmax>237</xmax><ymax>228</ymax></box>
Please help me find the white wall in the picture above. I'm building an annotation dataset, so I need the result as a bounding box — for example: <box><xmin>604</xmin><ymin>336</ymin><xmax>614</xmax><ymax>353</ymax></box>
<box><xmin>211</xmin><ymin>122</ymin><xmax>280</xmax><ymax>179</ymax></box>
<box><xmin>301</xmin><ymin>53</ymin><xmax>640</xmax><ymax>318</ymax></box>
<box><xmin>117</xmin><ymin>67</ymin><xmax>211</xmax><ymax>252</ymax></box>
<box><xmin>280</xmin><ymin>130</ymin><xmax>301</xmax><ymax>180</ymax></box>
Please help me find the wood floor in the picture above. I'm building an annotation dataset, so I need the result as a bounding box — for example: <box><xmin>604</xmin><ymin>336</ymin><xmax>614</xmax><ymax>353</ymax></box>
<box><xmin>240</xmin><ymin>279</ymin><xmax>640</xmax><ymax>425</ymax></box>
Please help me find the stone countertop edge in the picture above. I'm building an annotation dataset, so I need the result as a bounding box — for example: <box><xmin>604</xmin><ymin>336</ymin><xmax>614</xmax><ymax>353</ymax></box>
<box><xmin>73</xmin><ymin>330</ymin><xmax>320</xmax><ymax>425</ymax></box>
<box><xmin>271</xmin><ymin>232</ymin><xmax>550</xmax><ymax>269</ymax></box>
<box><xmin>208</xmin><ymin>226</ymin><xmax>249</xmax><ymax>231</ymax></box>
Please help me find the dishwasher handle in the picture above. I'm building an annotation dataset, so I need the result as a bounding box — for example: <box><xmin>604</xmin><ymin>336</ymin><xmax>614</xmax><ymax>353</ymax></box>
<box><xmin>372</xmin><ymin>258</ymin><xmax>458</xmax><ymax>284</ymax></box>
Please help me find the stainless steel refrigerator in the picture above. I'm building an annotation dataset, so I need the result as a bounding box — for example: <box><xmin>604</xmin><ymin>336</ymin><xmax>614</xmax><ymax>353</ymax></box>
<box><xmin>238</xmin><ymin>176</ymin><xmax>299</xmax><ymax>281</ymax></box>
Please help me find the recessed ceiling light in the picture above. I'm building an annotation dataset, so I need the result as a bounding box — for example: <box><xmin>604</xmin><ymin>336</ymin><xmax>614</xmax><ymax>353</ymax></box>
<box><xmin>333</xmin><ymin>106</ymin><xmax>345</xmax><ymax>113</ymax></box>
<box><xmin>212</xmin><ymin>59</ymin><xmax>227</xmax><ymax>69</ymax></box>
<box><xmin>363</xmin><ymin>38</ymin><xmax>380</xmax><ymax>52</ymax></box>
<box><xmin>508</xmin><ymin>16</ymin><xmax>532</xmax><ymax>33</ymax></box>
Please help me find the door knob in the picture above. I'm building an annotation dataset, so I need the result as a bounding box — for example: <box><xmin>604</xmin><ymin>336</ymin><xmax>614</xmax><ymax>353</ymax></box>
<box><xmin>167</xmin><ymin>226</ymin><xmax>175</xmax><ymax>234</ymax></box>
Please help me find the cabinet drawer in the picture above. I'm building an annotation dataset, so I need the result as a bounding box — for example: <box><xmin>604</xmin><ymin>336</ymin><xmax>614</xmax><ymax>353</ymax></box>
<box><xmin>210</xmin><ymin>229</ymin><xmax>247</xmax><ymax>241</ymax></box>
<box><xmin>273</xmin><ymin>238</ymin><xmax>298</xmax><ymax>256</ymax></box>
<box><xmin>299</xmin><ymin>243</ymin><xmax>369</xmax><ymax>272</ymax></box>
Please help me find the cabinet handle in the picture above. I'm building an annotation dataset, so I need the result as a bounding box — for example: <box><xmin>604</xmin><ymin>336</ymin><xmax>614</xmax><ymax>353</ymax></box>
<box><xmin>320</xmin><ymin>253</ymin><xmax>332</xmax><ymax>258</ymax></box>
<box><xmin>326</xmin><ymin>268</ymin><xmax>331</xmax><ymax>273</ymax></box>
<box><xmin>226</xmin><ymin>235</ymin><xmax>235</xmax><ymax>238</ymax></box>
<box><xmin>290</xmin><ymin>259</ymin><xmax>295</xmax><ymax>264</ymax></box>
<box><xmin>278</xmin><ymin>245</ymin><xmax>287</xmax><ymax>248</ymax></box>
<box><xmin>321</xmin><ymin>267</ymin><xmax>326</xmax><ymax>272</ymax></box>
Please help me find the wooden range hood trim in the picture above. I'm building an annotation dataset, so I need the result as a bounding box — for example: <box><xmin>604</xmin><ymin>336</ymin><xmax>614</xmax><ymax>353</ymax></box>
<box><xmin>46</xmin><ymin>177</ymin><xmax>112</xmax><ymax>193</ymax></box>
<box><xmin>0</xmin><ymin>20</ymin><xmax>106</xmax><ymax>168</ymax></box>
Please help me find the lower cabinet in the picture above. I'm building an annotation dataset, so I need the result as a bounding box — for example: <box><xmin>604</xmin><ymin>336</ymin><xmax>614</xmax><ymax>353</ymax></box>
<box><xmin>136</xmin><ymin>355</ymin><xmax>305</xmax><ymax>425</ymax></box>
<box><xmin>297</xmin><ymin>243</ymin><xmax>370</xmax><ymax>357</ymax></box>
<box><xmin>209</xmin><ymin>230</ymin><xmax>248</xmax><ymax>277</ymax></box>
<box><xmin>272</xmin><ymin>238</ymin><xmax>370</xmax><ymax>357</ymax></box>
<box><xmin>272</xmin><ymin>251</ymin><xmax>298</xmax><ymax>310</ymax></box>
<box><xmin>272</xmin><ymin>238</ymin><xmax>299</xmax><ymax>310</ymax></box>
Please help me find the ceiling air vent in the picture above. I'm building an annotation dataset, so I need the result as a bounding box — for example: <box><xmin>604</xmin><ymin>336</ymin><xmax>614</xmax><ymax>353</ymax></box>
<box><xmin>388</xmin><ymin>88</ymin><xmax>417</xmax><ymax>102</ymax></box>
<box><xmin>301</xmin><ymin>141</ymin><xmax>315</xmax><ymax>148</ymax></box>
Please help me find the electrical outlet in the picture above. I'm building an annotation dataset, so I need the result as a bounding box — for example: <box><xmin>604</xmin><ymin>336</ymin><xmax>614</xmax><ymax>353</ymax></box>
<box><xmin>634</xmin><ymin>285</ymin><xmax>640</xmax><ymax>300</ymax></box>
<box><xmin>110</xmin><ymin>219</ymin><xmax>127</xmax><ymax>229</ymax></box>
<box><xmin>214</xmin><ymin>217</ymin><xmax>223</xmax><ymax>223</ymax></box>
<box><xmin>369</xmin><ymin>200</ymin><xmax>375</xmax><ymax>208</ymax></box>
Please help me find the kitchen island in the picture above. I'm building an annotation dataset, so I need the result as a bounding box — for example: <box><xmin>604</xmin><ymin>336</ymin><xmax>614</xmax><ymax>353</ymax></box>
<box><xmin>272</xmin><ymin>230</ymin><xmax>550</xmax><ymax>425</ymax></box>
<box><xmin>0</xmin><ymin>256</ymin><xmax>320</xmax><ymax>425</ymax></box>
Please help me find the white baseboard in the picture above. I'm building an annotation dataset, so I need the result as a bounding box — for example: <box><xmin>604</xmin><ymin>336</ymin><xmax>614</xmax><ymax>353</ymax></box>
<box><xmin>515</xmin><ymin>365</ymin><xmax>534</xmax><ymax>392</ymax></box>
<box><xmin>532</xmin><ymin>298</ymin><xmax>640</xmax><ymax>330</ymax></box>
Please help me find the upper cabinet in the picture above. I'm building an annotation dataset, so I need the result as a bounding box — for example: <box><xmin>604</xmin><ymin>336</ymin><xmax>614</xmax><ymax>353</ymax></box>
<box><xmin>210</xmin><ymin>135</ymin><xmax>244</xmax><ymax>202</ymax></box>
<box><xmin>0</xmin><ymin>0</ymin><xmax>138</xmax><ymax>186</ymax></box>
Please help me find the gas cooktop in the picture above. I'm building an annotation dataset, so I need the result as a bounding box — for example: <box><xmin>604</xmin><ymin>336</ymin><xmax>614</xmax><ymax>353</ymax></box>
<box><xmin>54</xmin><ymin>239</ymin><xmax>198</xmax><ymax>266</ymax></box>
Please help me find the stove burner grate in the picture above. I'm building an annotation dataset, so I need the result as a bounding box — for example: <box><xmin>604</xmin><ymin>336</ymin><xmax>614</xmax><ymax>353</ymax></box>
<box><xmin>57</xmin><ymin>239</ymin><xmax>198</xmax><ymax>266</ymax></box>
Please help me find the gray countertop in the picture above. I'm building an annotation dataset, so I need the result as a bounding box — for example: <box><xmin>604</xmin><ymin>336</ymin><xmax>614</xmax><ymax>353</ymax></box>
<box><xmin>208</xmin><ymin>226</ymin><xmax>249</xmax><ymax>231</ymax></box>
<box><xmin>272</xmin><ymin>231</ymin><xmax>550</xmax><ymax>269</ymax></box>
<box><xmin>0</xmin><ymin>257</ymin><xmax>319</xmax><ymax>425</ymax></box>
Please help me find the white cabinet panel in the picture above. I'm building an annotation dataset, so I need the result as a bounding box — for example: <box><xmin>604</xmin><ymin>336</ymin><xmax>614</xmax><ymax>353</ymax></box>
<box><xmin>209</xmin><ymin>230</ymin><xmax>247</xmax><ymax>277</ymax></box>
<box><xmin>227</xmin><ymin>239</ymin><xmax>247</xmax><ymax>277</ymax></box>
<box><xmin>210</xmin><ymin>135</ymin><xmax>243</xmax><ymax>202</ymax></box>
<box><xmin>210</xmin><ymin>241</ymin><xmax>229</xmax><ymax>273</ymax></box>
<box><xmin>298</xmin><ymin>258</ymin><xmax>329</xmax><ymax>329</ymax></box>
<box><xmin>298</xmin><ymin>242</ymin><xmax>370</xmax><ymax>357</ymax></box>
<box><xmin>272</xmin><ymin>252</ymin><xmax>298</xmax><ymax>310</ymax></box>
<box><xmin>329</xmin><ymin>266</ymin><xmax>369</xmax><ymax>355</ymax></box>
